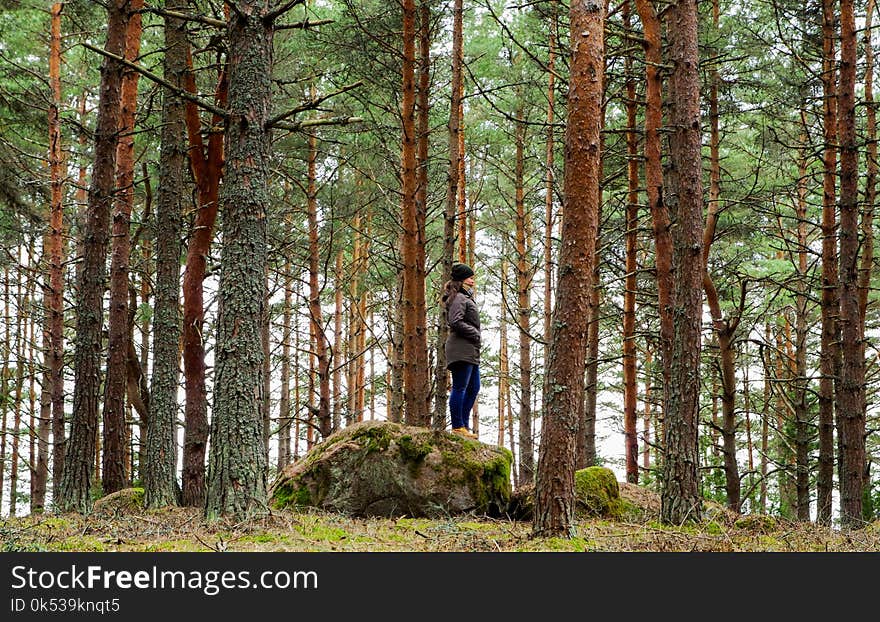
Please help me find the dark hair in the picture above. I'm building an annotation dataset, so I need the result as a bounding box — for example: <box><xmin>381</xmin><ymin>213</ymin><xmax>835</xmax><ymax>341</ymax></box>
<box><xmin>440</xmin><ymin>279</ymin><xmax>462</xmax><ymax>309</ymax></box>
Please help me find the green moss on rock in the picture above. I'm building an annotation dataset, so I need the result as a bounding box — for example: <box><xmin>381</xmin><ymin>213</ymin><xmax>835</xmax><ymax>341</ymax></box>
<box><xmin>734</xmin><ymin>514</ymin><xmax>778</xmax><ymax>534</ymax></box>
<box><xmin>574</xmin><ymin>466</ymin><xmax>624</xmax><ymax>519</ymax></box>
<box><xmin>93</xmin><ymin>487</ymin><xmax>145</xmax><ymax>514</ymax></box>
<box><xmin>269</xmin><ymin>420</ymin><xmax>512</xmax><ymax>518</ymax></box>
<box><xmin>271</xmin><ymin>480</ymin><xmax>312</xmax><ymax>509</ymax></box>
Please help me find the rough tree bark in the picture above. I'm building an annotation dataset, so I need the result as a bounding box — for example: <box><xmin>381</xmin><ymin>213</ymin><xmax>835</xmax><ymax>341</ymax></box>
<box><xmin>514</xmin><ymin>97</ymin><xmax>534</xmax><ymax>484</ymax></box>
<box><xmin>794</xmin><ymin>120</ymin><xmax>811</xmax><ymax>521</ymax></box>
<box><xmin>623</xmin><ymin>0</ymin><xmax>639</xmax><ymax>484</ymax></box>
<box><xmin>816</xmin><ymin>0</ymin><xmax>839</xmax><ymax>527</ymax></box>
<box><xmin>180</xmin><ymin>34</ymin><xmax>228</xmax><ymax>508</ymax></box>
<box><xmin>57</xmin><ymin>0</ymin><xmax>130</xmax><ymax>514</ymax></box>
<box><xmin>660</xmin><ymin>0</ymin><xmax>704</xmax><ymax>525</ymax></box>
<box><xmin>533</xmin><ymin>0</ymin><xmax>603</xmax><ymax>538</ymax></box>
<box><xmin>701</xmin><ymin>16</ymin><xmax>742</xmax><ymax>511</ymax></box>
<box><xmin>204</xmin><ymin>0</ymin><xmax>274</xmax><ymax>520</ymax></box>
<box><xmin>144</xmin><ymin>0</ymin><xmax>186</xmax><ymax>509</ymax></box>
<box><xmin>38</xmin><ymin>1</ymin><xmax>66</xmax><ymax>513</ymax></box>
<box><xmin>306</xmin><ymin>112</ymin><xmax>331</xmax><ymax>439</ymax></box>
<box><xmin>102</xmin><ymin>0</ymin><xmax>143</xmax><ymax>495</ymax></box>
<box><xmin>836</xmin><ymin>0</ymin><xmax>866</xmax><ymax>527</ymax></box>
<box><xmin>634</xmin><ymin>0</ymin><xmax>672</xmax><ymax>396</ymax></box>
<box><xmin>400</xmin><ymin>0</ymin><xmax>430</xmax><ymax>427</ymax></box>
<box><xmin>433</xmin><ymin>0</ymin><xmax>462</xmax><ymax>429</ymax></box>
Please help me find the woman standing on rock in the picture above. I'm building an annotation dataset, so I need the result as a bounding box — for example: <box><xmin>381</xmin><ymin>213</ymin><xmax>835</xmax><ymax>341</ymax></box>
<box><xmin>441</xmin><ymin>262</ymin><xmax>481</xmax><ymax>439</ymax></box>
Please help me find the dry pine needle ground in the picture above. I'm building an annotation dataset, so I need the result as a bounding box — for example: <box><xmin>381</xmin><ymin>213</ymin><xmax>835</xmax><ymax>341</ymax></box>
<box><xmin>2</xmin><ymin>484</ymin><xmax>878</xmax><ymax>553</ymax></box>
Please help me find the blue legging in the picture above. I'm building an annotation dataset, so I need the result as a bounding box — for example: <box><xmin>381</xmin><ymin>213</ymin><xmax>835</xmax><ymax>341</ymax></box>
<box><xmin>448</xmin><ymin>362</ymin><xmax>480</xmax><ymax>430</ymax></box>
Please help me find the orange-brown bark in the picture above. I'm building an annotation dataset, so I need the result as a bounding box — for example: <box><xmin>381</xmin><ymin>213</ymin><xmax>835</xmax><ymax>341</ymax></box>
<box><xmin>103</xmin><ymin>0</ymin><xmax>143</xmax><ymax>495</ymax></box>
<box><xmin>400</xmin><ymin>0</ymin><xmax>430</xmax><ymax>427</ymax></box>
<box><xmin>180</xmin><ymin>41</ymin><xmax>228</xmax><ymax>507</ymax></box>
<box><xmin>534</xmin><ymin>0</ymin><xmax>603</xmax><ymax>537</ymax></box>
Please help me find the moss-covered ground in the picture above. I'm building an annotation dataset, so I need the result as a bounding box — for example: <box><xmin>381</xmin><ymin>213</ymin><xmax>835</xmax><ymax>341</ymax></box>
<box><xmin>2</xmin><ymin>487</ymin><xmax>878</xmax><ymax>552</ymax></box>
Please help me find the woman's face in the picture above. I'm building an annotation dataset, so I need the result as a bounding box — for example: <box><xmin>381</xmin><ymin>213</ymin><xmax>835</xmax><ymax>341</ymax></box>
<box><xmin>463</xmin><ymin>275</ymin><xmax>475</xmax><ymax>288</ymax></box>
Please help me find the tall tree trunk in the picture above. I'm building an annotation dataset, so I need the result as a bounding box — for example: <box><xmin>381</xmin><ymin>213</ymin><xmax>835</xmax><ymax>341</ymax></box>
<box><xmin>861</xmin><ymin>0</ymin><xmax>877</xmax><ymax>329</ymax></box>
<box><xmin>10</xmin><ymin>252</ymin><xmax>33</xmax><ymax>516</ymax></box>
<box><xmin>294</xmin><ymin>285</ymin><xmax>302</xmax><ymax>459</ymax></box>
<box><xmin>642</xmin><ymin>345</ymin><xmax>653</xmax><ymax>475</ymax></box>
<box><xmin>36</xmin><ymin>309</ymin><xmax>52</xmax><ymax>514</ymax></box>
<box><xmin>416</xmin><ymin>0</ymin><xmax>433</xmax><ymax>428</ymax></box>
<box><xmin>794</xmin><ymin>122</ymin><xmax>811</xmax><ymax>521</ymax></box>
<box><xmin>533</xmin><ymin>0</ymin><xmax>603</xmax><ymax>538</ymax></box>
<box><xmin>581</xmin><ymin>269</ymin><xmax>600</xmax><ymax>468</ymax></box>
<box><xmin>816</xmin><ymin>0</ymin><xmax>839</xmax><ymax>526</ymax></box>
<box><xmin>860</xmin><ymin>2</ymin><xmax>877</xmax><ymax>515</ymax></box>
<box><xmin>543</xmin><ymin>0</ymin><xmax>558</xmax><ymax>370</ymax></box>
<box><xmin>515</xmin><ymin>99</ymin><xmax>534</xmax><ymax>484</ymax></box>
<box><xmin>401</xmin><ymin>0</ymin><xmax>430</xmax><ymax>427</ymax></box>
<box><xmin>356</xmin><ymin>292</ymin><xmax>368</xmax><ymax>419</ymax></box>
<box><xmin>457</xmin><ymin>98</ymin><xmax>468</xmax><ymax>262</ymax></box>
<box><xmin>433</xmin><ymin>0</ymin><xmax>463</xmax><ymax>428</ymax></box>
<box><xmin>702</xmin><ymin>0</ymin><xmax>741</xmax><ymax>513</ymax></box>
<box><xmin>837</xmin><ymin>0</ymin><xmax>866</xmax><ymax>527</ymax></box>
<box><xmin>660</xmin><ymin>0</ymin><xmax>704</xmax><ymax>525</ymax></box>
<box><xmin>499</xmin><ymin>256</ymin><xmax>510</xmax><ymax>453</ymax></box>
<box><xmin>333</xmin><ymin>250</ymin><xmax>343</xmax><ymax>430</ymax></box>
<box><xmin>580</xmin><ymin>37</ymin><xmax>607</xmax><ymax>471</ymax></box>
<box><xmin>278</xmin><ymin>258</ymin><xmax>292</xmax><ymax>470</ymax></box>
<box><xmin>622</xmin><ymin>0</ymin><xmax>639</xmax><ymax>485</ymax></box>
<box><xmin>205</xmin><ymin>1</ymin><xmax>273</xmax><ymax>520</ymax></box>
<box><xmin>57</xmin><ymin>0</ymin><xmax>130</xmax><ymax>514</ymax></box>
<box><xmin>634</xmin><ymin>0</ymin><xmax>672</xmax><ymax>398</ymax></box>
<box><xmin>30</xmin><ymin>309</ymin><xmax>43</xmax><ymax>513</ymax></box>
<box><xmin>180</xmin><ymin>55</ymin><xmax>227</xmax><ymax>509</ymax></box>
<box><xmin>741</xmin><ymin>344</ymin><xmax>754</xmax><ymax>508</ymax></box>
<box><xmin>41</xmin><ymin>1</ymin><xmax>66</xmax><ymax>512</ymax></box>
<box><xmin>389</xmin><ymin>274</ymin><xmax>406</xmax><ymax>423</ymax></box>
<box><xmin>261</xmin><ymin>266</ymin><xmax>271</xmax><ymax>456</ymax></box>
<box><xmin>136</xmin><ymin>178</ymin><xmax>152</xmax><ymax>477</ymax></box>
<box><xmin>306</xmin><ymin>121</ymin><xmax>331</xmax><ymax>439</ymax></box>
<box><xmin>702</xmin><ymin>31</ymin><xmax>741</xmax><ymax>511</ymax></box>
<box><xmin>0</xmin><ymin>269</ymin><xmax>10</xmax><ymax>513</ymax></box>
<box><xmin>0</xmin><ymin>271</ymin><xmax>8</xmax><ymax>513</ymax></box>
<box><xmin>103</xmin><ymin>0</ymin><xmax>143</xmax><ymax>495</ymax></box>
<box><xmin>775</xmin><ymin>317</ymin><xmax>797</xmax><ymax>517</ymax></box>
<box><xmin>144</xmin><ymin>0</ymin><xmax>187</xmax><ymax>509</ymax></box>
<box><xmin>346</xmin><ymin>217</ymin><xmax>362</xmax><ymax>425</ymax></box>
<box><xmin>760</xmin><ymin>327</ymin><xmax>771</xmax><ymax>513</ymax></box>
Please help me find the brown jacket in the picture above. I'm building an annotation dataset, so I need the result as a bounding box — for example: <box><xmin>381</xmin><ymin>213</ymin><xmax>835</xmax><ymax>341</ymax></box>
<box><xmin>444</xmin><ymin>286</ymin><xmax>481</xmax><ymax>368</ymax></box>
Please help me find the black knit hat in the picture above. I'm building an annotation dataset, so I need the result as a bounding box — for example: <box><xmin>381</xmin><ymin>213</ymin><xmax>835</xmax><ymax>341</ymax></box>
<box><xmin>451</xmin><ymin>262</ymin><xmax>475</xmax><ymax>281</ymax></box>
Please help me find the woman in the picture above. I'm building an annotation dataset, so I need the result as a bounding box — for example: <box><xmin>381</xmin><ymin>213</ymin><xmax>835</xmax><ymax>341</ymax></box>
<box><xmin>441</xmin><ymin>262</ymin><xmax>481</xmax><ymax>439</ymax></box>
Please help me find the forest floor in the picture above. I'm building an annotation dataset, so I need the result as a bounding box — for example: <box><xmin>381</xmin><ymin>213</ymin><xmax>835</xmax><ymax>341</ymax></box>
<box><xmin>2</xmin><ymin>483</ymin><xmax>879</xmax><ymax>553</ymax></box>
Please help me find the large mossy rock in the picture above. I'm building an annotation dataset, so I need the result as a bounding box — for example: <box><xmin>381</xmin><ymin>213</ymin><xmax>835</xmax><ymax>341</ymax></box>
<box><xmin>269</xmin><ymin>420</ymin><xmax>513</xmax><ymax>518</ymax></box>
<box><xmin>93</xmin><ymin>487</ymin><xmax>145</xmax><ymax>515</ymax></box>
<box><xmin>574</xmin><ymin>466</ymin><xmax>625</xmax><ymax>518</ymax></box>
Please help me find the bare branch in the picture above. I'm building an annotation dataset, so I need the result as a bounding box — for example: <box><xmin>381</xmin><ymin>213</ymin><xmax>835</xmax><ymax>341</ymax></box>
<box><xmin>143</xmin><ymin>7</ymin><xmax>226</xmax><ymax>28</ymax></box>
<box><xmin>276</xmin><ymin>18</ymin><xmax>334</xmax><ymax>30</ymax></box>
<box><xmin>265</xmin><ymin>0</ymin><xmax>307</xmax><ymax>24</ymax></box>
<box><xmin>273</xmin><ymin>116</ymin><xmax>364</xmax><ymax>132</ymax></box>
<box><xmin>80</xmin><ymin>43</ymin><xmax>227</xmax><ymax>119</ymax></box>
<box><xmin>267</xmin><ymin>81</ymin><xmax>364</xmax><ymax>127</ymax></box>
